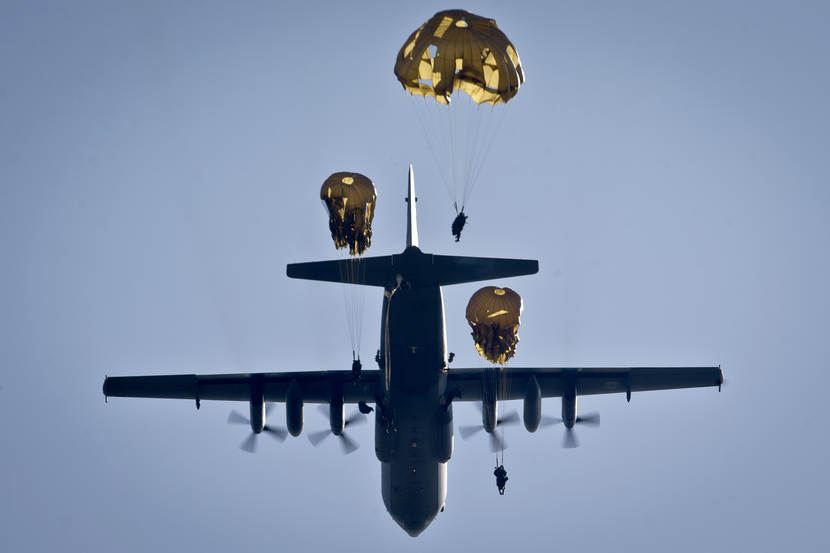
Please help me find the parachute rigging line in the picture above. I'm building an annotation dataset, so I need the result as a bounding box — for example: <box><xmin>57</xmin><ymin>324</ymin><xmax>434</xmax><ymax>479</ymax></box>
<box><xmin>339</xmin><ymin>253</ymin><xmax>367</xmax><ymax>361</ymax></box>
<box><xmin>409</xmin><ymin>97</ymin><xmax>456</xmax><ymax>209</ymax></box>
<box><xmin>408</xmin><ymin>92</ymin><xmax>510</xmax><ymax>217</ymax></box>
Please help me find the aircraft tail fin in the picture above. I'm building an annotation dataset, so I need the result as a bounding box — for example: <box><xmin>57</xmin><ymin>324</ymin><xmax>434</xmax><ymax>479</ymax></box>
<box><xmin>406</xmin><ymin>164</ymin><xmax>419</xmax><ymax>249</ymax></box>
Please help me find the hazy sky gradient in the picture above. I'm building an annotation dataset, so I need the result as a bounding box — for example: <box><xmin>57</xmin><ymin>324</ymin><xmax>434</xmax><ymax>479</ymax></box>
<box><xmin>2</xmin><ymin>1</ymin><xmax>829</xmax><ymax>551</ymax></box>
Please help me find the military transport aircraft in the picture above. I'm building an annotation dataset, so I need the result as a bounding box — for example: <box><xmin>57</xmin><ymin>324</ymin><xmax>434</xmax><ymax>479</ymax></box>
<box><xmin>103</xmin><ymin>166</ymin><xmax>723</xmax><ymax>537</ymax></box>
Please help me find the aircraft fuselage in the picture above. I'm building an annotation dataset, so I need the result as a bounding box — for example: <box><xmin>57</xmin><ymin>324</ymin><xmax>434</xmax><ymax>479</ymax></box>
<box><xmin>376</xmin><ymin>280</ymin><xmax>450</xmax><ymax>536</ymax></box>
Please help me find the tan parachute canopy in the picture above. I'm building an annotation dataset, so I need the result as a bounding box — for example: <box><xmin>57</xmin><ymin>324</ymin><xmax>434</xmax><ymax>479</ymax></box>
<box><xmin>394</xmin><ymin>9</ymin><xmax>524</xmax><ymax>105</ymax></box>
<box><xmin>465</xmin><ymin>286</ymin><xmax>523</xmax><ymax>365</ymax></box>
<box><xmin>320</xmin><ymin>172</ymin><xmax>376</xmax><ymax>256</ymax></box>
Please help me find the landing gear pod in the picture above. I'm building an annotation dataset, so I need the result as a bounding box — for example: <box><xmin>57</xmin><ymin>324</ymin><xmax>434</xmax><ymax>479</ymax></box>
<box><xmin>374</xmin><ymin>413</ymin><xmax>397</xmax><ymax>463</ymax></box>
<box><xmin>432</xmin><ymin>404</ymin><xmax>454</xmax><ymax>463</ymax></box>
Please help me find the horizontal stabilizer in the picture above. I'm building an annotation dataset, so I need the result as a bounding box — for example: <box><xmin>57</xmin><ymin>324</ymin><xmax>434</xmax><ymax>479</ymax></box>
<box><xmin>287</xmin><ymin>247</ymin><xmax>538</xmax><ymax>288</ymax></box>
<box><xmin>431</xmin><ymin>254</ymin><xmax>538</xmax><ymax>286</ymax></box>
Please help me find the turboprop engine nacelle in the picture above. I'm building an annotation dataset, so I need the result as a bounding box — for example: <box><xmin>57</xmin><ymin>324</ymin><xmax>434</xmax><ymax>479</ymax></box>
<box><xmin>523</xmin><ymin>375</ymin><xmax>541</xmax><ymax>432</ymax></box>
<box><xmin>249</xmin><ymin>374</ymin><xmax>266</xmax><ymax>433</ymax></box>
<box><xmin>329</xmin><ymin>384</ymin><xmax>345</xmax><ymax>435</ymax></box>
<box><xmin>249</xmin><ymin>396</ymin><xmax>265</xmax><ymax>434</ymax></box>
<box><xmin>286</xmin><ymin>379</ymin><xmax>303</xmax><ymax>436</ymax></box>
<box><xmin>482</xmin><ymin>366</ymin><xmax>499</xmax><ymax>433</ymax></box>
<box><xmin>561</xmin><ymin>393</ymin><xmax>577</xmax><ymax>429</ymax></box>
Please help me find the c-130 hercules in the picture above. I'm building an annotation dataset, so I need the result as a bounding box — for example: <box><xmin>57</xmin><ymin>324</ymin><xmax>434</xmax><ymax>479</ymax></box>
<box><xmin>103</xmin><ymin>166</ymin><xmax>723</xmax><ymax>536</ymax></box>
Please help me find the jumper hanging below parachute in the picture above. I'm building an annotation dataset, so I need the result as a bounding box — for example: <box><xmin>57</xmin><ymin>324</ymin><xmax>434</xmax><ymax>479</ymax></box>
<box><xmin>393</xmin><ymin>9</ymin><xmax>525</xmax><ymax>242</ymax></box>
<box><xmin>319</xmin><ymin>171</ymin><xmax>376</xmax><ymax>375</ymax></box>
<box><xmin>493</xmin><ymin>463</ymin><xmax>508</xmax><ymax>495</ymax></box>
<box><xmin>451</xmin><ymin>211</ymin><xmax>467</xmax><ymax>242</ymax></box>
<box><xmin>320</xmin><ymin>172</ymin><xmax>377</xmax><ymax>256</ymax></box>
<box><xmin>465</xmin><ymin>286</ymin><xmax>523</xmax><ymax>365</ymax></box>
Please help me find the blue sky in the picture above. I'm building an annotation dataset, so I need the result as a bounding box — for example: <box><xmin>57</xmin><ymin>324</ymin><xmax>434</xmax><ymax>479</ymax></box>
<box><xmin>1</xmin><ymin>1</ymin><xmax>829</xmax><ymax>551</ymax></box>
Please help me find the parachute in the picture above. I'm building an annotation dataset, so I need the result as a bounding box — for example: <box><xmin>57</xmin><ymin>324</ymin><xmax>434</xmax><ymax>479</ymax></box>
<box><xmin>320</xmin><ymin>172</ymin><xmax>377</xmax><ymax>369</ymax></box>
<box><xmin>394</xmin><ymin>9</ymin><xmax>524</xmax><ymax>106</ymax></box>
<box><xmin>465</xmin><ymin>286</ymin><xmax>523</xmax><ymax>365</ymax></box>
<box><xmin>320</xmin><ymin>172</ymin><xmax>377</xmax><ymax>256</ymax></box>
<box><xmin>394</xmin><ymin>10</ymin><xmax>524</xmax><ymax>238</ymax></box>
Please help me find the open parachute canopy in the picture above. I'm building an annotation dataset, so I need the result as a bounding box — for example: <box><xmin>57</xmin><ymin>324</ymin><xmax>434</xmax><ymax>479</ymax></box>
<box><xmin>320</xmin><ymin>172</ymin><xmax>376</xmax><ymax>256</ymax></box>
<box><xmin>394</xmin><ymin>9</ymin><xmax>524</xmax><ymax>105</ymax></box>
<box><xmin>465</xmin><ymin>286</ymin><xmax>523</xmax><ymax>365</ymax></box>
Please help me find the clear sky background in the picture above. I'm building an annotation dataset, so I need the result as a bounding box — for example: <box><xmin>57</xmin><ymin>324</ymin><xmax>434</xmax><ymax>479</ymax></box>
<box><xmin>2</xmin><ymin>1</ymin><xmax>829</xmax><ymax>551</ymax></box>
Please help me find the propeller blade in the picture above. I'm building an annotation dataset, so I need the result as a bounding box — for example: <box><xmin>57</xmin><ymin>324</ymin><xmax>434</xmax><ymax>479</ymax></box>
<box><xmin>497</xmin><ymin>410</ymin><xmax>520</xmax><ymax>426</ymax></box>
<box><xmin>228</xmin><ymin>411</ymin><xmax>249</xmax><ymax>425</ymax></box>
<box><xmin>240</xmin><ymin>433</ymin><xmax>258</xmax><ymax>453</ymax></box>
<box><xmin>576</xmin><ymin>412</ymin><xmax>600</xmax><ymax>427</ymax></box>
<box><xmin>338</xmin><ymin>433</ymin><xmax>359</xmax><ymax>455</ymax></box>
<box><xmin>344</xmin><ymin>412</ymin><xmax>367</xmax><ymax>427</ymax></box>
<box><xmin>488</xmin><ymin>432</ymin><xmax>507</xmax><ymax>453</ymax></box>
<box><xmin>459</xmin><ymin>425</ymin><xmax>483</xmax><ymax>440</ymax></box>
<box><xmin>316</xmin><ymin>404</ymin><xmax>330</xmax><ymax>418</ymax></box>
<box><xmin>263</xmin><ymin>425</ymin><xmax>288</xmax><ymax>441</ymax></box>
<box><xmin>540</xmin><ymin>415</ymin><xmax>558</xmax><ymax>427</ymax></box>
<box><xmin>308</xmin><ymin>429</ymin><xmax>331</xmax><ymax>447</ymax></box>
<box><xmin>563</xmin><ymin>429</ymin><xmax>579</xmax><ymax>449</ymax></box>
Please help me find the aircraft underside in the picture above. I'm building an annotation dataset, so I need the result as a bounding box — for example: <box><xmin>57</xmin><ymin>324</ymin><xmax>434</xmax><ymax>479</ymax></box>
<box><xmin>101</xmin><ymin>166</ymin><xmax>722</xmax><ymax>537</ymax></box>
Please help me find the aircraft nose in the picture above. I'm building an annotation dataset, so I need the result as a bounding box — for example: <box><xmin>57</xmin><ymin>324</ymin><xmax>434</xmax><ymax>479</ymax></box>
<box><xmin>397</xmin><ymin>515</ymin><xmax>430</xmax><ymax>537</ymax></box>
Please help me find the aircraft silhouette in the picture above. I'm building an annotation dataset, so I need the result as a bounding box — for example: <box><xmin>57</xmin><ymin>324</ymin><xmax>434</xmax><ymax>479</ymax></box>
<box><xmin>103</xmin><ymin>166</ymin><xmax>722</xmax><ymax>536</ymax></box>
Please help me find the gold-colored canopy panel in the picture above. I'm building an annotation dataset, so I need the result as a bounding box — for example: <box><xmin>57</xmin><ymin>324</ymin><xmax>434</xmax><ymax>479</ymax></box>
<box><xmin>320</xmin><ymin>172</ymin><xmax>377</xmax><ymax>256</ymax></box>
<box><xmin>466</xmin><ymin>286</ymin><xmax>523</xmax><ymax>364</ymax></box>
<box><xmin>394</xmin><ymin>9</ymin><xmax>524</xmax><ymax>105</ymax></box>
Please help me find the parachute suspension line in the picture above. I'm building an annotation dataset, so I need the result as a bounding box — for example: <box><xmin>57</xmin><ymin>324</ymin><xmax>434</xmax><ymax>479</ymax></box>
<box><xmin>339</xmin><ymin>254</ymin><xmax>366</xmax><ymax>361</ymax></box>
<box><xmin>408</xmin><ymin>93</ymin><xmax>510</xmax><ymax>218</ymax></box>
<box><xmin>460</xmin><ymin>99</ymin><xmax>486</xmax><ymax>212</ymax></box>
<box><xmin>354</xmin><ymin>257</ymin><xmax>367</xmax><ymax>357</ymax></box>
<box><xmin>340</xmin><ymin>257</ymin><xmax>356</xmax><ymax>356</ymax></box>
<box><xmin>409</xmin><ymin>97</ymin><xmax>455</xmax><ymax>208</ymax></box>
<box><xmin>448</xmin><ymin>97</ymin><xmax>459</xmax><ymax>211</ymax></box>
<box><xmin>499</xmin><ymin>364</ymin><xmax>507</xmax><ymax>465</ymax></box>
<box><xmin>463</xmin><ymin>103</ymin><xmax>490</xmax><ymax>210</ymax></box>
<box><xmin>465</xmin><ymin>38</ymin><xmax>519</xmax><ymax>208</ymax></box>
<box><xmin>464</xmin><ymin>102</ymin><xmax>512</xmax><ymax>211</ymax></box>
<box><xmin>469</xmin><ymin>102</ymin><xmax>511</xmax><ymax>188</ymax></box>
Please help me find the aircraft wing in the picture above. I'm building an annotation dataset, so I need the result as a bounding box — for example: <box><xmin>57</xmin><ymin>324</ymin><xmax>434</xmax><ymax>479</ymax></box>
<box><xmin>104</xmin><ymin>367</ymin><xmax>722</xmax><ymax>404</ymax></box>
<box><xmin>446</xmin><ymin>366</ymin><xmax>723</xmax><ymax>401</ymax></box>
<box><xmin>103</xmin><ymin>370</ymin><xmax>381</xmax><ymax>404</ymax></box>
